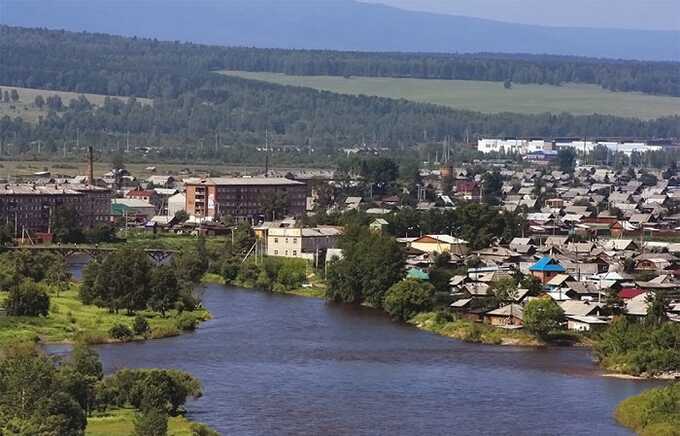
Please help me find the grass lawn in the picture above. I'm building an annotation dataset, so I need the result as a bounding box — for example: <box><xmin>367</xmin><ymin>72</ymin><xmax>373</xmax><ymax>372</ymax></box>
<box><xmin>221</xmin><ymin>71</ymin><xmax>680</xmax><ymax>120</ymax></box>
<box><xmin>87</xmin><ymin>408</ymin><xmax>216</xmax><ymax>436</ymax></box>
<box><xmin>0</xmin><ymin>85</ymin><xmax>151</xmax><ymax>124</ymax></box>
<box><xmin>0</xmin><ymin>286</ymin><xmax>210</xmax><ymax>345</ymax></box>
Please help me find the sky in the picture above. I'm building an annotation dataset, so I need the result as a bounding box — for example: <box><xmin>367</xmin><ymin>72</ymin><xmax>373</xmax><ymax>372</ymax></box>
<box><xmin>363</xmin><ymin>0</ymin><xmax>680</xmax><ymax>31</ymax></box>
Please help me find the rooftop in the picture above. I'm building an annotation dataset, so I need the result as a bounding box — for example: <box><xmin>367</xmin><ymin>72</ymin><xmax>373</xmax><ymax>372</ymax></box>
<box><xmin>184</xmin><ymin>177</ymin><xmax>305</xmax><ymax>186</ymax></box>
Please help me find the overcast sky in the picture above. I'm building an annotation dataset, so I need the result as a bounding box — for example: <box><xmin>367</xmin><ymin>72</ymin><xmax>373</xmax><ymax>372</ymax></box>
<box><xmin>363</xmin><ymin>0</ymin><xmax>680</xmax><ymax>31</ymax></box>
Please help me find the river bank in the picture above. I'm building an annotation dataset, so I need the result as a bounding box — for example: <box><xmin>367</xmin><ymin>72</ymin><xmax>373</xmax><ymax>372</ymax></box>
<box><xmin>614</xmin><ymin>383</ymin><xmax>680</xmax><ymax>436</ymax></box>
<box><xmin>0</xmin><ymin>287</ymin><xmax>210</xmax><ymax>346</ymax></box>
<box><xmin>87</xmin><ymin>408</ymin><xmax>217</xmax><ymax>436</ymax></box>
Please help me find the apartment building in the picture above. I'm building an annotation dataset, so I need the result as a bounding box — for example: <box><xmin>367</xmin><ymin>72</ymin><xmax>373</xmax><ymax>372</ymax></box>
<box><xmin>266</xmin><ymin>227</ymin><xmax>342</xmax><ymax>261</ymax></box>
<box><xmin>184</xmin><ymin>177</ymin><xmax>307</xmax><ymax>221</ymax></box>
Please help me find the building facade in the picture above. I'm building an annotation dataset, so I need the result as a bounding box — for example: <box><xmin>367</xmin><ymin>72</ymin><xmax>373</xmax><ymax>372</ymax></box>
<box><xmin>0</xmin><ymin>184</ymin><xmax>111</xmax><ymax>235</ymax></box>
<box><xmin>184</xmin><ymin>177</ymin><xmax>307</xmax><ymax>221</ymax></box>
<box><xmin>266</xmin><ymin>227</ymin><xmax>342</xmax><ymax>261</ymax></box>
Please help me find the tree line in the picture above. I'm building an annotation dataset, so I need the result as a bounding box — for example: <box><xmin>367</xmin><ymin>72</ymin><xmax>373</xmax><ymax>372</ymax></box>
<box><xmin>3</xmin><ymin>26</ymin><xmax>679</xmax><ymax>97</ymax></box>
<box><xmin>1</xmin><ymin>26</ymin><xmax>679</xmax><ymax>160</ymax></box>
<box><xmin>0</xmin><ymin>343</ymin><xmax>211</xmax><ymax>435</ymax></box>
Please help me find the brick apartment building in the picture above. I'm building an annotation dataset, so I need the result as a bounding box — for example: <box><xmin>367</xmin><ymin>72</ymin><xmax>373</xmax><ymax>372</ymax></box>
<box><xmin>184</xmin><ymin>177</ymin><xmax>307</xmax><ymax>221</ymax></box>
<box><xmin>0</xmin><ymin>184</ymin><xmax>111</xmax><ymax>235</ymax></box>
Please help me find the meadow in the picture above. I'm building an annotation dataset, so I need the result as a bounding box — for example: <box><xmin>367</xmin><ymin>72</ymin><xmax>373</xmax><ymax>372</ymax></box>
<box><xmin>0</xmin><ymin>85</ymin><xmax>151</xmax><ymax>123</ymax></box>
<box><xmin>222</xmin><ymin>71</ymin><xmax>680</xmax><ymax>120</ymax></box>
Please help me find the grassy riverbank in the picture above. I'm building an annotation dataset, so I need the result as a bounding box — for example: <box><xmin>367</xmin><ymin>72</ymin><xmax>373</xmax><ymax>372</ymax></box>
<box><xmin>201</xmin><ymin>271</ymin><xmax>327</xmax><ymax>299</ymax></box>
<box><xmin>0</xmin><ymin>287</ymin><xmax>210</xmax><ymax>345</ymax></box>
<box><xmin>87</xmin><ymin>408</ymin><xmax>217</xmax><ymax>436</ymax></box>
<box><xmin>411</xmin><ymin>312</ymin><xmax>544</xmax><ymax>346</ymax></box>
<box><xmin>614</xmin><ymin>384</ymin><xmax>680</xmax><ymax>436</ymax></box>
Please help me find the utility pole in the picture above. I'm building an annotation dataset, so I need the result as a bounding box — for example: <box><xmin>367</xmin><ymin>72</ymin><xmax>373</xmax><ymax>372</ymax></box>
<box><xmin>264</xmin><ymin>128</ymin><xmax>269</xmax><ymax>178</ymax></box>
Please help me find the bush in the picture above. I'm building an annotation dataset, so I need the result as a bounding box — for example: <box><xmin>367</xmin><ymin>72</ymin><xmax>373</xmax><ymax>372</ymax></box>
<box><xmin>175</xmin><ymin>313</ymin><xmax>198</xmax><ymax>331</ymax></box>
<box><xmin>221</xmin><ymin>259</ymin><xmax>239</xmax><ymax>283</ymax></box>
<box><xmin>133</xmin><ymin>316</ymin><xmax>150</xmax><ymax>337</ymax></box>
<box><xmin>109</xmin><ymin>323</ymin><xmax>134</xmax><ymax>341</ymax></box>
<box><xmin>134</xmin><ymin>407</ymin><xmax>168</xmax><ymax>436</ymax></box>
<box><xmin>615</xmin><ymin>384</ymin><xmax>680</xmax><ymax>436</ymax></box>
<box><xmin>4</xmin><ymin>280</ymin><xmax>50</xmax><ymax>317</ymax></box>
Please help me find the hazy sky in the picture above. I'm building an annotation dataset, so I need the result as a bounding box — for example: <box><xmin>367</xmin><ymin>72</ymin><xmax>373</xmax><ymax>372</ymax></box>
<box><xmin>363</xmin><ymin>0</ymin><xmax>680</xmax><ymax>31</ymax></box>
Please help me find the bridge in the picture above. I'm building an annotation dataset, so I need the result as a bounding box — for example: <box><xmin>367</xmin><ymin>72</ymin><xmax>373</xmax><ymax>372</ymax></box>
<box><xmin>6</xmin><ymin>245</ymin><xmax>179</xmax><ymax>263</ymax></box>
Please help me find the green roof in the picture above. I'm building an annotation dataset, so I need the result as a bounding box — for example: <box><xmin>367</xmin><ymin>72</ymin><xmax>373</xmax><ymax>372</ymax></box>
<box><xmin>406</xmin><ymin>268</ymin><xmax>430</xmax><ymax>281</ymax></box>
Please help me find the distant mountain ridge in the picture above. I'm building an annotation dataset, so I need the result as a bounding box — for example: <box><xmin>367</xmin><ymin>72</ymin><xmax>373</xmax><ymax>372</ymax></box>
<box><xmin>1</xmin><ymin>0</ymin><xmax>678</xmax><ymax>61</ymax></box>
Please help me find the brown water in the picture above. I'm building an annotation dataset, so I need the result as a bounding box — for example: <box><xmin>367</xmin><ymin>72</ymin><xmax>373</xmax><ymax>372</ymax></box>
<box><xmin>50</xmin><ymin>284</ymin><xmax>662</xmax><ymax>435</ymax></box>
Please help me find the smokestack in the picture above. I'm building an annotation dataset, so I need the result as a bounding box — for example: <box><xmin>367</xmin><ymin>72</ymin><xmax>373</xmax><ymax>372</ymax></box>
<box><xmin>87</xmin><ymin>146</ymin><xmax>94</xmax><ymax>186</ymax></box>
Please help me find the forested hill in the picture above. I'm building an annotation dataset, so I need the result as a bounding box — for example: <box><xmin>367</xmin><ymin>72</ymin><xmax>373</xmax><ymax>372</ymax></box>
<box><xmin>1</xmin><ymin>26</ymin><xmax>679</xmax><ymax>159</ymax></box>
<box><xmin>2</xmin><ymin>25</ymin><xmax>679</xmax><ymax>98</ymax></box>
<box><xmin>2</xmin><ymin>0</ymin><xmax>679</xmax><ymax>62</ymax></box>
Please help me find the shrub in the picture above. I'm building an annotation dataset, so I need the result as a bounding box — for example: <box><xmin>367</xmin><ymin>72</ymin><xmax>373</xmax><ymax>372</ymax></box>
<box><xmin>4</xmin><ymin>280</ymin><xmax>50</xmax><ymax>317</ymax></box>
<box><xmin>133</xmin><ymin>316</ymin><xmax>150</xmax><ymax>337</ymax></box>
<box><xmin>175</xmin><ymin>313</ymin><xmax>198</xmax><ymax>331</ymax></box>
<box><xmin>134</xmin><ymin>407</ymin><xmax>168</xmax><ymax>436</ymax></box>
<box><xmin>463</xmin><ymin>323</ymin><xmax>483</xmax><ymax>343</ymax></box>
<box><xmin>109</xmin><ymin>323</ymin><xmax>134</xmax><ymax>341</ymax></box>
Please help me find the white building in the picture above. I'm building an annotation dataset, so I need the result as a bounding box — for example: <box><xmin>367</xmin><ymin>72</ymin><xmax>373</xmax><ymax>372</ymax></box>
<box><xmin>267</xmin><ymin>227</ymin><xmax>343</xmax><ymax>261</ymax></box>
<box><xmin>477</xmin><ymin>138</ymin><xmax>549</xmax><ymax>154</ymax></box>
<box><xmin>167</xmin><ymin>193</ymin><xmax>186</xmax><ymax>217</ymax></box>
<box><xmin>479</xmin><ymin>137</ymin><xmax>662</xmax><ymax>156</ymax></box>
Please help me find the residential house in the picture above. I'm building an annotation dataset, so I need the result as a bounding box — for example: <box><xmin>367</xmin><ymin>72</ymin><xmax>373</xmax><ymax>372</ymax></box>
<box><xmin>485</xmin><ymin>304</ymin><xmax>524</xmax><ymax>327</ymax></box>
<box><xmin>529</xmin><ymin>256</ymin><xmax>566</xmax><ymax>284</ymax></box>
<box><xmin>410</xmin><ymin>235</ymin><xmax>468</xmax><ymax>255</ymax></box>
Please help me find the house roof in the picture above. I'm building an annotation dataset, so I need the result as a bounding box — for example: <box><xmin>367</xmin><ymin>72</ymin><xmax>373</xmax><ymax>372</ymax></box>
<box><xmin>406</xmin><ymin>268</ymin><xmax>430</xmax><ymax>281</ymax></box>
<box><xmin>618</xmin><ymin>287</ymin><xmax>645</xmax><ymax>300</ymax></box>
<box><xmin>450</xmin><ymin>298</ymin><xmax>472</xmax><ymax>308</ymax></box>
<box><xmin>529</xmin><ymin>256</ymin><xmax>566</xmax><ymax>273</ymax></box>
<box><xmin>486</xmin><ymin>304</ymin><xmax>524</xmax><ymax>320</ymax></box>
<box><xmin>559</xmin><ymin>300</ymin><xmax>604</xmax><ymax>317</ymax></box>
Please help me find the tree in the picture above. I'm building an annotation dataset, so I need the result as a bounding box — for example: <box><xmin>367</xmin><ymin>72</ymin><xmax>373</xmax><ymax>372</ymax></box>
<box><xmin>3</xmin><ymin>90</ymin><xmax>11</xmax><ymax>103</ymax></box>
<box><xmin>112</xmin><ymin>152</ymin><xmax>126</xmax><ymax>170</ymax></box>
<box><xmin>174</xmin><ymin>210</ymin><xmax>189</xmax><ymax>223</ymax></box>
<box><xmin>645</xmin><ymin>291</ymin><xmax>669</xmax><ymax>326</ymax></box>
<box><xmin>133</xmin><ymin>316</ymin><xmax>150</xmax><ymax>336</ymax></box>
<box><xmin>257</xmin><ymin>191</ymin><xmax>288</xmax><ymax>221</ymax></box>
<box><xmin>52</xmin><ymin>206</ymin><xmax>84</xmax><ymax>243</ymax></box>
<box><xmin>481</xmin><ymin>170</ymin><xmax>503</xmax><ymax>205</ymax></box>
<box><xmin>221</xmin><ymin>258</ymin><xmax>239</xmax><ymax>284</ymax></box>
<box><xmin>326</xmin><ymin>226</ymin><xmax>404</xmax><ymax>307</ymax></box>
<box><xmin>519</xmin><ymin>274</ymin><xmax>543</xmax><ymax>296</ymax></box>
<box><xmin>523</xmin><ymin>298</ymin><xmax>564</xmax><ymax>338</ymax></box>
<box><xmin>4</xmin><ymin>280</ymin><xmax>50</xmax><ymax>317</ymax></box>
<box><xmin>489</xmin><ymin>277</ymin><xmax>518</xmax><ymax>308</ymax></box>
<box><xmin>149</xmin><ymin>265</ymin><xmax>180</xmax><ymax>316</ymax></box>
<box><xmin>134</xmin><ymin>408</ymin><xmax>168</xmax><ymax>436</ymax></box>
<box><xmin>557</xmin><ymin>148</ymin><xmax>576</xmax><ymax>173</ymax></box>
<box><xmin>45</xmin><ymin>256</ymin><xmax>72</xmax><ymax>297</ymax></box>
<box><xmin>34</xmin><ymin>95</ymin><xmax>45</xmax><ymax>109</ymax></box>
<box><xmin>383</xmin><ymin>279</ymin><xmax>435</xmax><ymax>321</ymax></box>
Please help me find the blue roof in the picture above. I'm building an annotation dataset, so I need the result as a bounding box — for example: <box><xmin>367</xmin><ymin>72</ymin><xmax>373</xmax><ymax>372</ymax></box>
<box><xmin>529</xmin><ymin>256</ymin><xmax>566</xmax><ymax>273</ymax></box>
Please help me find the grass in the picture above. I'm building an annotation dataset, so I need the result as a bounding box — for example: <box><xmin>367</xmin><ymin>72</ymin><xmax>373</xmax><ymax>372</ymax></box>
<box><xmin>87</xmin><ymin>407</ymin><xmax>217</xmax><ymax>436</ymax></box>
<box><xmin>410</xmin><ymin>312</ymin><xmax>542</xmax><ymax>346</ymax></box>
<box><xmin>0</xmin><ymin>286</ymin><xmax>210</xmax><ymax>346</ymax></box>
<box><xmin>221</xmin><ymin>71</ymin><xmax>680</xmax><ymax>120</ymax></box>
<box><xmin>0</xmin><ymin>85</ymin><xmax>151</xmax><ymax>124</ymax></box>
<box><xmin>614</xmin><ymin>384</ymin><xmax>680</xmax><ymax>436</ymax></box>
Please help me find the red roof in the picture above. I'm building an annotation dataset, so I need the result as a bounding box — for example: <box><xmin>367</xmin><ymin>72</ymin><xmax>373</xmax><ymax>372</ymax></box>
<box><xmin>618</xmin><ymin>288</ymin><xmax>644</xmax><ymax>300</ymax></box>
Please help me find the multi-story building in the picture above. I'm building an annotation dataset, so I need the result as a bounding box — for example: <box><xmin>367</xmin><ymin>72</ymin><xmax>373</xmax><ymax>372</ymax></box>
<box><xmin>184</xmin><ymin>177</ymin><xmax>307</xmax><ymax>221</ymax></box>
<box><xmin>266</xmin><ymin>227</ymin><xmax>342</xmax><ymax>261</ymax></box>
<box><xmin>0</xmin><ymin>184</ymin><xmax>111</xmax><ymax>235</ymax></box>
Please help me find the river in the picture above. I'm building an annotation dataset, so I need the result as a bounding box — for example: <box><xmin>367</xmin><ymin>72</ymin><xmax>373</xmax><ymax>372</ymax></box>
<box><xmin>50</xmin><ymin>283</ymin><xmax>662</xmax><ymax>435</ymax></box>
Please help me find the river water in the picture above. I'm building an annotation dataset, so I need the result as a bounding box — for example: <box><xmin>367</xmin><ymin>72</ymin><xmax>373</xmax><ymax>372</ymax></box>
<box><xmin>49</xmin><ymin>283</ymin><xmax>663</xmax><ymax>435</ymax></box>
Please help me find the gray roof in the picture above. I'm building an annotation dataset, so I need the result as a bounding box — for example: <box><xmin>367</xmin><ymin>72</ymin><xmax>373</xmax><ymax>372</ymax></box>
<box><xmin>184</xmin><ymin>177</ymin><xmax>305</xmax><ymax>186</ymax></box>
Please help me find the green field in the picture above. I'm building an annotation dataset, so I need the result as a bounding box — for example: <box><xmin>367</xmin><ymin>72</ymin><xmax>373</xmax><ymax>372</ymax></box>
<box><xmin>0</xmin><ymin>85</ymin><xmax>151</xmax><ymax>123</ymax></box>
<box><xmin>222</xmin><ymin>71</ymin><xmax>680</xmax><ymax>120</ymax></box>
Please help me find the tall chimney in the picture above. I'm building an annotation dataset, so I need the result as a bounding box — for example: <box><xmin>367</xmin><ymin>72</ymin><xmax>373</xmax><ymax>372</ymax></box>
<box><xmin>87</xmin><ymin>146</ymin><xmax>94</xmax><ymax>185</ymax></box>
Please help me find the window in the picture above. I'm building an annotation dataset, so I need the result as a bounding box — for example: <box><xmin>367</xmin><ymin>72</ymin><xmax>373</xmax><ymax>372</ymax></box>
<box><xmin>285</xmin><ymin>250</ymin><xmax>288</xmax><ymax>256</ymax></box>
<box><xmin>293</xmin><ymin>250</ymin><xmax>297</xmax><ymax>256</ymax></box>
<box><xmin>274</xmin><ymin>238</ymin><xmax>279</xmax><ymax>243</ymax></box>
<box><xmin>274</xmin><ymin>250</ymin><xmax>278</xmax><ymax>255</ymax></box>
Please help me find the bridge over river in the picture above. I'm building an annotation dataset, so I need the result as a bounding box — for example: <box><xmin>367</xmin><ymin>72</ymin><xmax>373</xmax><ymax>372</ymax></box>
<box><xmin>6</xmin><ymin>245</ymin><xmax>178</xmax><ymax>263</ymax></box>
